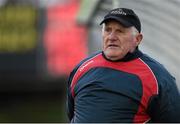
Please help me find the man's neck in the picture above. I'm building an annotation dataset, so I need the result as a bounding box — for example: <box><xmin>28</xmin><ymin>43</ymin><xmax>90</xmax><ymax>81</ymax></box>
<box><xmin>102</xmin><ymin>49</ymin><xmax>143</xmax><ymax>62</ymax></box>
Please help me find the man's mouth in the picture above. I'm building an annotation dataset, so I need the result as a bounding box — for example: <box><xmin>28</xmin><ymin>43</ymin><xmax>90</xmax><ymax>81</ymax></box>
<box><xmin>107</xmin><ymin>44</ymin><xmax>119</xmax><ymax>48</ymax></box>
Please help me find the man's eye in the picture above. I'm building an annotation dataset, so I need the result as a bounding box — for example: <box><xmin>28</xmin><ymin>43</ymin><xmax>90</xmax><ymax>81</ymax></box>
<box><xmin>105</xmin><ymin>28</ymin><xmax>111</xmax><ymax>32</ymax></box>
<box><xmin>117</xmin><ymin>29</ymin><xmax>123</xmax><ymax>33</ymax></box>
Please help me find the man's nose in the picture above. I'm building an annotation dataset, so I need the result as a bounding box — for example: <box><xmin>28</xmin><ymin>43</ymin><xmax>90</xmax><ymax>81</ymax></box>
<box><xmin>109</xmin><ymin>32</ymin><xmax>118</xmax><ymax>40</ymax></box>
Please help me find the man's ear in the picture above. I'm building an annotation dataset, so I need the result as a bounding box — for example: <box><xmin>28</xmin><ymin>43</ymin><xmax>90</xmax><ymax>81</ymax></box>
<box><xmin>136</xmin><ymin>33</ymin><xmax>143</xmax><ymax>46</ymax></box>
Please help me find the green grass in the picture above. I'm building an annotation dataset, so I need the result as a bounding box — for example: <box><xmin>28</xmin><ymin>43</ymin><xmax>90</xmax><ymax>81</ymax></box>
<box><xmin>0</xmin><ymin>92</ymin><xmax>68</xmax><ymax>123</ymax></box>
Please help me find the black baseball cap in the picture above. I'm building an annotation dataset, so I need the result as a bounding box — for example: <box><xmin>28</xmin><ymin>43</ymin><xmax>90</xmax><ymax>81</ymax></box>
<box><xmin>100</xmin><ymin>8</ymin><xmax>141</xmax><ymax>32</ymax></box>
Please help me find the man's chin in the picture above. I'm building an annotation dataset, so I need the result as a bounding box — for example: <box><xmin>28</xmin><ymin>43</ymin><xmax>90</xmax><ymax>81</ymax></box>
<box><xmin>104</xmin><ymin>52</ymin><xmax>123</xmax><ymax>61</ymax></box>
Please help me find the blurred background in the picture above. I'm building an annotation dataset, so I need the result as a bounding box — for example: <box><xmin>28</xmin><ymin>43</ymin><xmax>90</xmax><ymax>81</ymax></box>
<box><xmin>0</xmin><ymin>0</ymin><xmax>179</xmax><ymax>122</ymax></box>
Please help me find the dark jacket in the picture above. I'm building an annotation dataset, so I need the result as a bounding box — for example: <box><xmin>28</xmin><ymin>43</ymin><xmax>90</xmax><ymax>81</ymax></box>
<box><xmin>67</xmin><ymin>49</ymin><xmax>180</xmax><ymax>123</ymax></box>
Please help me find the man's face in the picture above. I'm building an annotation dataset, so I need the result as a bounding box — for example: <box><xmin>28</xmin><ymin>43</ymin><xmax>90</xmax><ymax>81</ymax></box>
<box><xmin>102</xmin><ymin>20</ymin><xmax>141</xmax><ymax>61</ymax></box>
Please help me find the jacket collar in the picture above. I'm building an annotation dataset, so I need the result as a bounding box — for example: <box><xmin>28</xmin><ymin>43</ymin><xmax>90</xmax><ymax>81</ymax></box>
<box><xmin>102</xmin><ymin>48</ymin><xmax>143</xmax><ymax>62</ymax></box>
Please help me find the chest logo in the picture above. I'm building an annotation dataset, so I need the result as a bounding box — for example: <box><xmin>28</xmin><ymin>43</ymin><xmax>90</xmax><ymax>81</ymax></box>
<box><xmin>79</xmin><ymin>60</ymin><xmax>94</xmax><ymax>72</ymax></box>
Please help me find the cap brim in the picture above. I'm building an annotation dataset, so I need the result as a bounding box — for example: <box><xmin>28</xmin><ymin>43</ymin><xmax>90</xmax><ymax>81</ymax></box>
<box><xmin>100</xmin><ymin>16</ymin><xmax>132</xmax><ymax>27</ymax></box>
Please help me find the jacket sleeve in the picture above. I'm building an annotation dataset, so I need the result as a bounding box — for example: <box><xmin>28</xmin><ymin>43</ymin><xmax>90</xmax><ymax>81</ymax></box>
<box><xmin>66</xmin><ymin>62</ymin><xmax>82</xmax><ymax>121</ymax></box>
<box><xmin>66</xmin><ymin>69</ymin><xmax>76</xmax><ymax>121</ymax></box>
<box><xmin>147</xmin><ymin>75</ymin><xmax>180</xmax><ymax>122</ymax></box>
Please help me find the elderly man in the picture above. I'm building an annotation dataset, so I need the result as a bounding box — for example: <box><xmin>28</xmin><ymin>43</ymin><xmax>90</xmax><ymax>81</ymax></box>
<box><xmin>67</xmin><ymin>8</ymin><xmax>180</xmax><ymax>123</ymax></box>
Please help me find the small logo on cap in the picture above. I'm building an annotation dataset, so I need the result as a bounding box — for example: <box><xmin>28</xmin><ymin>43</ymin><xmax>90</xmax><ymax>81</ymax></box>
<box><xmin>110</xmin><ymin>8</ymin><xmax>127</xmax><ymax>15</ymax></box>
